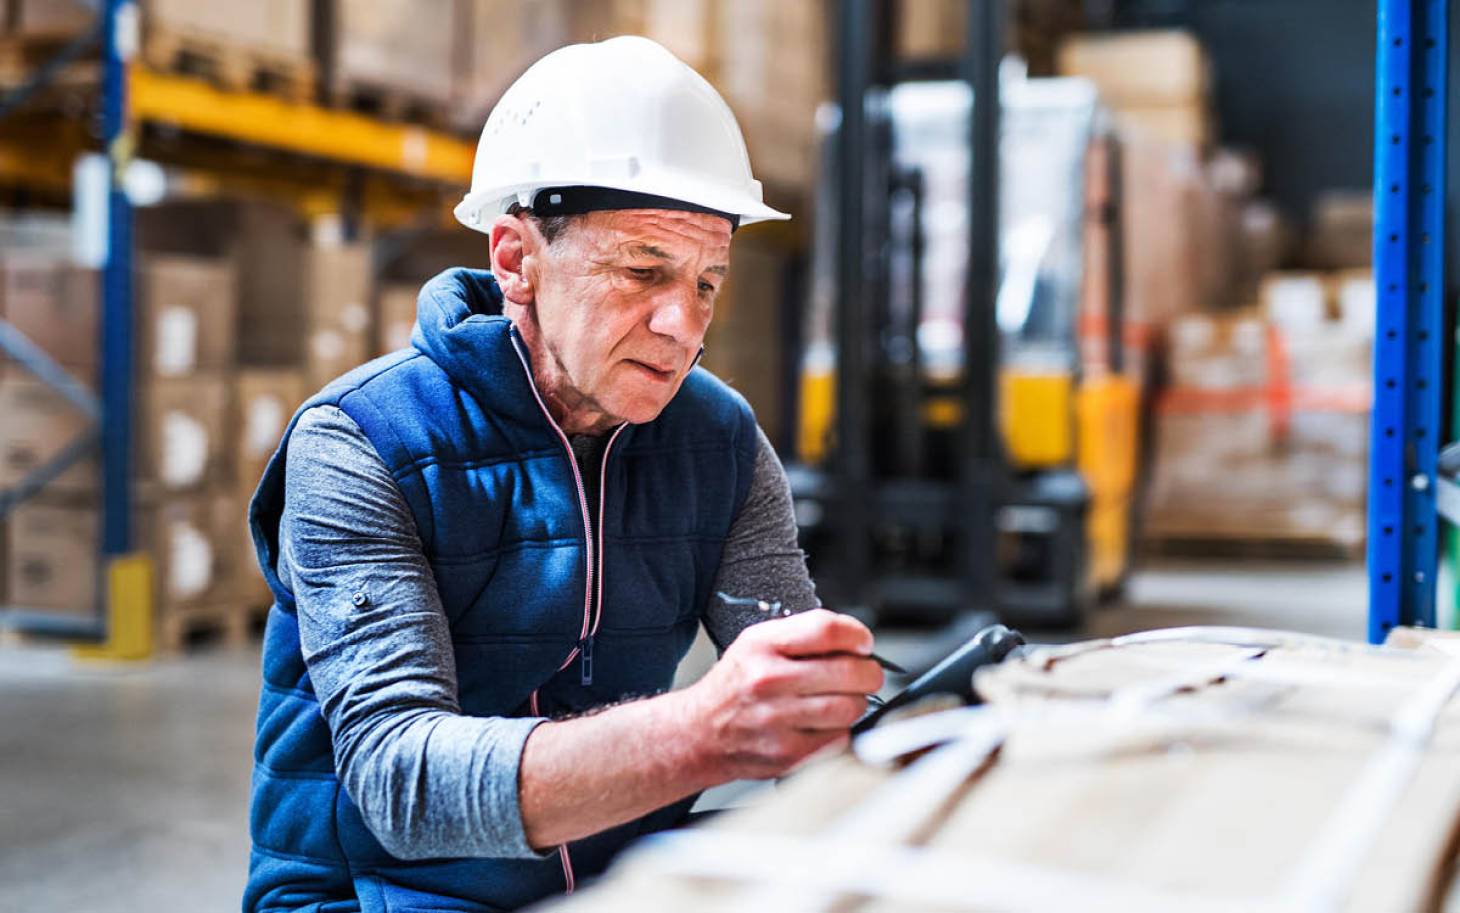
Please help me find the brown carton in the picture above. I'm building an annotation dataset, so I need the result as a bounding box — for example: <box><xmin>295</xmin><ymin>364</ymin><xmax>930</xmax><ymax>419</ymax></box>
<box><xmin>144</xmin><ymin>490</ymin><xmax>248</xmax><ymax>614</ymax></box>
<box><xmin>377</xmin><ymin>283</ymin><xmax>419</xmax><ymax>356</ymax></box>
<box><xmin>139</xmin><ymin>374</ymin><xmax>233</xmax><ymax>491</ymax></box>
<box><xmin>0</xmin><ymin>256</ymin><xmax>99</xmax><ymax>382</ymax></box>
<box><xmin>236</xmin><ymin>369</ymin><xmax>307</xmax><ymax>495</ymax></box>
<box><xmin>303</xmin><ymin>243</ymin><xmax>374</xmax><ymax>390</ymax></box>
<box><xmin>0</xmin><ymin>374</ymin><xmax>98</xmax><ymax>495</ymax></box>
<box><xmin>329</xmin><ymin>0</ymin><xmax>458</xmax><ymax>107</ymax></box>
<box><xmin>138</xmin><ymin>255</ymin><xmax>238</xmax><ymax>377</ymax></box>
<box><xmin>1056</xmin><ymin>30</ymin><xmax>1210</xmax><ymax>107</ymax></box>
<box><xmin>135</xmin><ymin>199</ymin><xmax>308</xmax><ymax>366</ymax></box>
<box><xmin>6</xmin><ymin>501</ymin><xmax>98</xmax><ymax>615</ymax></box>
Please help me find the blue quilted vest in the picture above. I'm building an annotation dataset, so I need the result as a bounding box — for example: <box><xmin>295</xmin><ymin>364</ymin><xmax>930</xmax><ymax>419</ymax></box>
<box><xmin>244</xmin><ymin>269</ymin><xmax>758</xmax><ymax>912</ymax></box>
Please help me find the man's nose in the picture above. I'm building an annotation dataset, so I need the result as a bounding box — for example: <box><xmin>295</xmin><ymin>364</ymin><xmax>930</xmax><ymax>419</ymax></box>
<box><xmin>646</xmin><ymin>282</ymin><xmax>707</xmax><ymax>345</ymax></box>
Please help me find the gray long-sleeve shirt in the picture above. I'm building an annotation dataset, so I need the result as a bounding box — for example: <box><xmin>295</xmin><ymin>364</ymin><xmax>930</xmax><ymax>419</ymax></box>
<box><xmin>278</xmin><ymin>403</ymin><xmax>816</xmax><ymax>860</ymax></box>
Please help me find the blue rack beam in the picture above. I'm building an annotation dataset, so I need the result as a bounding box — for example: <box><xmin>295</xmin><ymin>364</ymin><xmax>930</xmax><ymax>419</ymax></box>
<box><xmin>1368</xmin><ymin>0</ymin><xmax>1449</xmax><ymax>642</ymax></box>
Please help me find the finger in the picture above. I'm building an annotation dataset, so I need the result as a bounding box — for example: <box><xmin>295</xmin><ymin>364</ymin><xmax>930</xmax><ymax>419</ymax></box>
<box><xmin>775</xmin><ymin>655</ymin><xmax>884</xmax><ymax>697</ymax></box>
<box><xmin>761</xmin><ymin>609</ymin><xmax>875</xmax><ymax>659</ymax></box>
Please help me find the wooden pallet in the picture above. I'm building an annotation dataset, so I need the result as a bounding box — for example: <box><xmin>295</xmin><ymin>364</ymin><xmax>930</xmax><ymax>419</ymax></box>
<box><xmin>1140</xmin><ymin>529</ymin><xmax>1365</xmax><ymax>562</ymax></box>
<box><xmin>0</xmin><ymin>33</ymin><xmax>100</xmax><ymax>92</ymax></box>
<box><xmin>142</xmin><ymin>25</ymin><xmax>315</xmax><ymax>103</ymax></box>
<box><xmin>328</xmin><ymin>79</ymin><xmax>453</xmax><ymax>131</ymax></box>
<box><xmin>157</xmin><ymin>601</ymin><xmax>268</xmax><ymax>653</ymax></box>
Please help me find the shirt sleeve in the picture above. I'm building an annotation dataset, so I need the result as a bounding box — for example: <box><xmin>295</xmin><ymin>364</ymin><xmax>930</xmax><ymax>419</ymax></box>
<box><xmin>701</xmin><ymin>425</ymin><xmax>820</xmax><ymax>652</ymax></box>
<box><xmin>279</xmin><ymin>404</ymin><xmax>550</xmax><ymax>861</ymax></box>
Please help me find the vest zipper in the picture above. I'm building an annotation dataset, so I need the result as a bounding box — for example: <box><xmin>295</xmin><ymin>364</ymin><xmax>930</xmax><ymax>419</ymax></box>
<box><xmin>510</xmin><ymin>327</ymin><xmax>627</xmax><ymax>897</ymax></box>
<box><xmin>508</xmin><ymin>330</ymin><xmax>595</xmax><ymax>671</ymax></box>
<box><xmin>583</xmin><ymin>422</ymin><xmax>627</xmax><ymax>685</ymax></box>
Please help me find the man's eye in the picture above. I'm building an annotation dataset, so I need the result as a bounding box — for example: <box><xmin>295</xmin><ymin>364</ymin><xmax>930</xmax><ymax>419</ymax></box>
<box><xmin>698</xmin><ymin>281</ymin><xmax>716</xmax><ymax>295</ymax></box>
<box><xmin>626</xmin><ymin>267</ymin><xmax>655</xmax><ymax>280</ymax></box>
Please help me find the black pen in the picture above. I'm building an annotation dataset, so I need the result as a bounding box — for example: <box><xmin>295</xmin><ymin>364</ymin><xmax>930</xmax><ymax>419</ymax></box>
<box><xmin>714</xmin><ymin>591</ymin><xmax>907</xmax><ymax>675</ymax></box>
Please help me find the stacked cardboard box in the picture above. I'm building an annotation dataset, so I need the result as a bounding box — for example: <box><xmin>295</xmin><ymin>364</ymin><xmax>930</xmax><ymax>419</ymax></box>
<box><xmin>0</xmin><ymin>253</ymin><xmax>101</xmax><ymax>615</ymax></box>
<box><xmin>3</xmin><ymin>251</ymin><xmax>248</xmax><ymax>628</ymax></box>
<box><xmin>234</xmin><ymin>369</ymin><xmax>306</xmax><ymax>608</ymax></box>
<box><xmin>376</xmin><ymin>283</ymin><xmax>420</xmax><ymax>356</ymax></box>
<box><xmin>1057</xmin><ymin>30</ymin><xmax>1213</xmax><ymax>149</ymax></box>
<box><xmin>13</xmin><ymin>0</ymin><xmax>313</xmax><ymax>99</ymax></box>
<box><xmin>326</xmin><ymin>0</ymin><xmax>458</xmax><ymax>113</ymax></box>
<box><xmin>1145</xmin><ymin>272</ymin><xmax>1374</xmax><ymax>551</ymax></box>
<box><xmin>700</xmin><ymin>238</ymin><xmax>789</xmax><ymax>447</ymax></box>
<box><xmin>714</xmin><ymin>0</ymin><xmax>827</xmax><ymax>189</ymax></box>
<box><xmin>453</xmin><ymin>0</ymin><xmax>826</xmax><ymax>188</ymax></box>
<box><xmin>135</xmin><ymin>200</ymin><xmax>374</xmax><ymax>390</ymax></box>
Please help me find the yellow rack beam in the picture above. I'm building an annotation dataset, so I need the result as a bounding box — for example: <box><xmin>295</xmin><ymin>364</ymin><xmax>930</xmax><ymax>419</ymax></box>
<box><xmin>129</xmin><ymin>67</ymin><xmax>474</xmax><ymax>185</ymax></box>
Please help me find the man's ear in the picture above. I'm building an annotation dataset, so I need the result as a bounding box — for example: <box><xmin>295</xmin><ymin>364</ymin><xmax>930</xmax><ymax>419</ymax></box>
<box><xmin>489</xmin><ymin>215</ymin><xmax>539</xmax><ymax>306</ymax></box>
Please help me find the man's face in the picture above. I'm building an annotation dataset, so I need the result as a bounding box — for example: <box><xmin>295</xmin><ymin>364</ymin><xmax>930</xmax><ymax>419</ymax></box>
<box><xmin>528</xmin><ymin>209</ymin><xmax>732</xmax><ymax>426</ymax></box>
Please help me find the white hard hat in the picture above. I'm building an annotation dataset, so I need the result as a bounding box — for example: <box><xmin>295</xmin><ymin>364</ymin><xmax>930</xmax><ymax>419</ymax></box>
<box><xmin>454</xmin><ymin>36</ymin><xmax>790</xmax><ymax>233</ymax></box>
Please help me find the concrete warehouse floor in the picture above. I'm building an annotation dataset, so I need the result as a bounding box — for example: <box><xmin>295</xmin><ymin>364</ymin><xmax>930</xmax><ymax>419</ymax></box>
<box><xmin>0</xmin><ymin>559</ymin><xmax>1367</xmax><ymax>912</ymax></box>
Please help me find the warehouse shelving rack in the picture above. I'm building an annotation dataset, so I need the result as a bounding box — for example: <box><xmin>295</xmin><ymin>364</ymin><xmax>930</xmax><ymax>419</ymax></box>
<box><xmin>1367</xmin><ymin>0</ymin><xmax>1449</xmax><ymax>642</ymax></box>
<box><xmin>0</xmin><ymin>0</ymin><xmax>474</xmax><ymax>651</ymax></box>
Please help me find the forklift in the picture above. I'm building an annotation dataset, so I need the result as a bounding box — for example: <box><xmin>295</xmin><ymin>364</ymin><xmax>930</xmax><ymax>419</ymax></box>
<box><xmin>788</xmin><ymin>0</ymin><xmax>1140</xmax><ymax>629</ymax></box>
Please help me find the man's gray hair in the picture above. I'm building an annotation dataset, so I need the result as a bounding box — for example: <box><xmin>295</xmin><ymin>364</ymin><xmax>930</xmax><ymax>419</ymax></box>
<box><xmin>506</xmin><ymin>203</ymin><xmax>576</xmax><ymax>244</ymax></box>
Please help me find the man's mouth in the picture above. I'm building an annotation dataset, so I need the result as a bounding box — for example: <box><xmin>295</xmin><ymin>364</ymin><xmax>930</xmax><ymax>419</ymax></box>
<box><xmin>626</xmin><ymin>359</ymin><xmax>676</xmax><ymax>381</ymax></box>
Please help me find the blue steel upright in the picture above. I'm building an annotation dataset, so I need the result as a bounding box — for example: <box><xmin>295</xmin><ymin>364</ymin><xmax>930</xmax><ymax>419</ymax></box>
<box><xmin>100</xmin><ymin>0</ymin><xmax>134</xmax><ymax>566</ymax></box>
<box><xmin>1368</xmin><ymin>0</ymin><xmax>1448</xmax><ymax>642</ymax></box>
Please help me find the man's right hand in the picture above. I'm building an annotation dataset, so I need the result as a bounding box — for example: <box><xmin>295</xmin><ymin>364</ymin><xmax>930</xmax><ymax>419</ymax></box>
<box><xmin>679</xmin><ymin>608</ymin><xmax>884</xmax><ymax>781</ymax></box>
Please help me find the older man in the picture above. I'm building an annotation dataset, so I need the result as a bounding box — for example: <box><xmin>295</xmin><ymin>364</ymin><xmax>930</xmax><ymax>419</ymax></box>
<box><xmin>243</xmin><ymin>36</ymin><xmax>882</xmax><ymax>913</ymax></box>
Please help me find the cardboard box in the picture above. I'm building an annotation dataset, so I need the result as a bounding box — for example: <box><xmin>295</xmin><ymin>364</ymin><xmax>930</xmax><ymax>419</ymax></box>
<box><xmin>896</xmin><ymin>0</ymin><xmax>965</xmax><ymax>59</ymax></box>
<box><xmin>6</xmin><ymin>501</ymin><xmax>99</xmax><ymax>615</ymax></box>
<box><xmin>1056</xmin><ymin>30</ymin><xmax>1209</xmax><ymax>107</ymax></box>
<box><xmin>1112</xmin><ymin>102</ymin><xmax>1211</xmax><ymax>149</ymax></box>
<box><xmin>139</xmin><ymin>374</ymin><xmax>232</xmax><ymax>491</ymax></box>
<box><xmin>377</xmin><ymin>283</ymin><xmax>419</xmax><ymax>356</ymax></box>
<box><xmin>0</xmin><ymin>256</ymin><xmax>99</xmax><ymax>382</ymax></box>
<box><xmin>138</xmin><ymin>254</ymin><xmax>237</xmax><ymax>377</ymax></box>
<box><xmin>144</xmin><ymin>0</ymin><xmax>310</xmax><ymax>58</ymax></box>
<box><xmin>0</xmin><ymin>374</ymin><xmax>98</xmax><ymax>495</ymax></box>
<box><xmin>11</xmin><ymin>0</ymin><xmax>98</xmax><ymax>36</ymax></box>
<box><xmin>715</xmin><ymin>0</ymin><xmax>828</xmax><ymax>189</ymax></box>
<box><xmin>136</xmin><ymin>199</ymin><xmax>308</xmax><ymax>366</ymax></box>
<box><xmin>1306</xmin><ymin>190</ymin><xmax>1373</xmax><ymax>270</ymax></box>
<box><xmin>330</xmin><ymin>0</ymin><xmax>458</xmax><ymax>106</ymax></box>
<box><xmin>15</xmin><ymin>1</ymin><xmax>310</xmax><ymax>58</ymax></box>
<box><xmin>455</xmin><ymin>0</ymin><xmax>574</xmax><ymax>130</ymax></box>
<box><xmin>236</xmin><ymin>369</ymin><xmax>307</xmax><ymax>495</ymax></box>
<box><xmin>136</xmin><ymin>201</ymin><xmax>374</xmax><ymax>382</ymax></box>
<box><xmin>303</xmin><ymin>242</ymin><xmax>373</xmax><ymax>390</ymax></box>
<box><xmin>146</xmin><ymin>490</ymin><xmax>247</xmax><ymax>613</ymax></box>
<box><xmin>7</xmin><ymin>490</ymin><xmax>251</xmax><ymax>620</ymax></box>
<box><xmin>234</xmin><ymin>370</ymin><xmax>302</xmax><ymax>608</ymax></box>
<box><xmin>701</xmin><ymin>239</ymin><xmax>787</xmax><ymax>444</ymax></box>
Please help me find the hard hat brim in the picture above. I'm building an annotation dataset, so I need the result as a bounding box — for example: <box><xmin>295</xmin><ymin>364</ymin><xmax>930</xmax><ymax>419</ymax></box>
<box><xmin>455</xmin><ymin>171</ymin><xmax>791</xmax><ymax>236</ymax></box>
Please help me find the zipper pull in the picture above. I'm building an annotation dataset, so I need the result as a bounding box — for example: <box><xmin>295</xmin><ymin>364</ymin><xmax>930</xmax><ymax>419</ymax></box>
<box><xmin>580</xmin><ymin>635</ymin><xmax>595</xmax><ymax>685</ymax></box>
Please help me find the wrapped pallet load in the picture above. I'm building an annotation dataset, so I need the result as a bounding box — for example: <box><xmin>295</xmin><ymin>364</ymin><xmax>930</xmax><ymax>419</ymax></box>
<box><xmin>1146</xmin><ymin>272</ymin><xmax>1373</xmax><ymax>553</ymax></box>
<box><xmin>539</xmin><ymin>627</ymin><xmax>1460</xmax><ymax>912</ymax></box>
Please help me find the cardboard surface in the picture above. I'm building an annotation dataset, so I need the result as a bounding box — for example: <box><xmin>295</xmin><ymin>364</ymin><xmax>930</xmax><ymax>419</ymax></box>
<box><xmin>543</xmin><ymin>633</ymin><xmax>1460</xmax><ymax>912</ymax></box>
<box><xmin>138</xmin><ymin>374</ymin><xmax>233</xmax><ymax>491</ymax></box>
<box><xmin>0</xmin><ymin>374</ymin><xmax>98</xmax><ymax>495</ymax></box>
<box><xmin>302</xmin><ymin>243</ymin><xmax>373</xmax><ymax>390</ymax></box>
<box><xmin>138</xmin><ymin>254</ymin><xmax>237</xmax><ymax>377</ymax></box>
<box><xmin>377</xmin><ymin>283</ymin><xmax>420</xmax><ymax>356</ymax></box>
<box><xmin>1057</xmin><ymin>30</ymin><xmax>1210</xmax><ymax>107</ymax></box>
<box><xmin>5</xmin><ymin>501</ymin><xmax>98</xmax><ymax>615</ymax></box>
<box><xmin>0</xmin><ymin>256</ymin><xmax>99</xmax><ymax>383</ymax></box>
